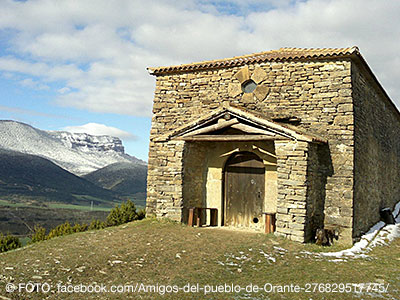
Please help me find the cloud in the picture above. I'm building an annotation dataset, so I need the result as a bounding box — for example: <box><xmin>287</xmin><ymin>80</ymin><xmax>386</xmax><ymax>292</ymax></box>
<box><xmin>58</xmin><ymin>87</ymin><xmax>70</xmax><ymax>94</ymax></box>
<box><xmin>0</xmin><ymin>0</ymin><xmax>399</xmax><ymax>117</ymax></box>
<box><xmin>0</xmin><ymin>104</ymin><xmax>73</xmax><ymax>119</ymax></box>
<box><xmin>63</xmin><ymin>123</ymin><xmax>137</xmax><ymax>140</ymax></box>
<box><xmin>19</xmin><ymin>78</ymin><xmax>49</xmax><ymax>90</ymax></box>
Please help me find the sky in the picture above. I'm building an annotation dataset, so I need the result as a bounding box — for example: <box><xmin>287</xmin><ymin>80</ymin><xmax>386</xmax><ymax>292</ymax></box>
<box><xmin>0</xmin><ymin>0</ymin><xmax>399</xmax><ymax>161</ymax></box>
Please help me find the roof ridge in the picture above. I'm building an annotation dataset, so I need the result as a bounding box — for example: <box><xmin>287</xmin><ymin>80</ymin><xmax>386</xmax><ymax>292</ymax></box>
<box><xmin>148</xmin><ymin>46</ymin><xmax>360</xmax><ymax>75</ymax></box>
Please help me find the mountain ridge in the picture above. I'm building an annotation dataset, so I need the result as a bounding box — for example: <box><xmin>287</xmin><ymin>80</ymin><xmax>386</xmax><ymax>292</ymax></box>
<box><xmin>0</xmin><ymin>120</ymin><xmax>146</xmax><ymax>176</ymax></box>
<box><xmin>0</xmin><ymin>148</ymin><xmax>120</xmax><ymax>205</ymax></box>
<box><xmin>83</xmin><ymin>162</ymin><xmax>147</xmax><ymax>206</ymax></box>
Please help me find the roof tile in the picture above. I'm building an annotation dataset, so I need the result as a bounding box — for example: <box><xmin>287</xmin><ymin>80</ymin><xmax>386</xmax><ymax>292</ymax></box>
<box><xmin>148</xmin><ymin>46</ymin><xmax>359</xmax><ymax>75</ymax></box>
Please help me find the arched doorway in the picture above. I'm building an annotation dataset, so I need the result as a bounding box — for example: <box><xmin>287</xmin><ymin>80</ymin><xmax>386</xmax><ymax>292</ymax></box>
<box><xmin>223</xmin><ymin>151</ymin><xmax>265</xmax><ymax>228</ymax></box>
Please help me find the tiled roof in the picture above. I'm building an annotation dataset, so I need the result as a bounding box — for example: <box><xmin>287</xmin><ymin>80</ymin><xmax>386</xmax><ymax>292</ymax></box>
<box><xmin>148</xmin><ymin>46</ymin><xmax>360</xmax><ymax>75</ymax></box>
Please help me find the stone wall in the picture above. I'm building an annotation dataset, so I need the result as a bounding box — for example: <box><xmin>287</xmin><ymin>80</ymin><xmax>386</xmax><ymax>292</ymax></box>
<box><xmin>146</xmin><ymin>140</ymin><xmax>184</xmax><ymax>221</ymax></box>
<box><xmin>275</xmin><ymin>140</ymin><xmax>310</xmax><ymax>242</ymax></box>
<box><xmin>274</xmin><ymin>140</ymin><xmax>327</xmax><ymax>242</ymax></box>
<box><xmin>147</xmin><ymin>58</ymin><xmax>356</xmax><ymax>243</ymax></box>
<box><xmin>352</xmin><ymin>62</ymin><xmax>400</xmax><ymax>238</ymax></box>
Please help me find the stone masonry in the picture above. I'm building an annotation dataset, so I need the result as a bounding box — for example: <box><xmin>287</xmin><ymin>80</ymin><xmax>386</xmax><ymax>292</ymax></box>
<box><xmin>146</xmin><ymin>47</ymin><xmax>400</xmax><ymax>244</ymax></box>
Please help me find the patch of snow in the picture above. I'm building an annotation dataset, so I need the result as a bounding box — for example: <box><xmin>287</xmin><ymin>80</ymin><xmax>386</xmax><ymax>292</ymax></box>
<box><xmin>234</xmin><ymin>255</ymin><xmax>249</xmax><ymax>261</ymax></box>
<box><xmin>328</xmin><ymin>259</ymin><xmax>346</xmax><ymax>263</ymax></box>
<box><xmin>273</xmin><ymin>246</ymin><xmax>287</xmax><ymax>252</ymax></box>
<box><xmin>393</xmin><ymin>201</ymin><xmax>400</xmax><ymax>221</ymax></box>
<box><xmin>299</xmin><ymin>250</ymin><xmax>313</xmax><ymax>255</ymax></box>
<box><xmin>111</xmin><ymin>260</ymin><xmax>123</xmax><ymax>264</ymax></box>
<box><xmin>259</xmin><ymin>250</ymin><xmax>276</xmax><ymax>262</ymax></box>
<box><xmin>320</xmin><ymin>200</ymin><xmax>400</xmax><ymax>259</ymax></box>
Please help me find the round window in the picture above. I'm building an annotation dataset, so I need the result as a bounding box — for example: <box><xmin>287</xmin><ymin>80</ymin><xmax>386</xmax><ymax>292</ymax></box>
<box><xmin>241</xmin><ymin>79</ymin><xmax>257</xmax><ymax>93</ymax></box>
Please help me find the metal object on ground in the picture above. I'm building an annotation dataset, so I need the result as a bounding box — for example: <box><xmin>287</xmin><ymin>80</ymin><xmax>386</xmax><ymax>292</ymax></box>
<box><xmin>380</xmin><ymin>207</ymin><xmax>395</xmax><ymax>225</ymax></box>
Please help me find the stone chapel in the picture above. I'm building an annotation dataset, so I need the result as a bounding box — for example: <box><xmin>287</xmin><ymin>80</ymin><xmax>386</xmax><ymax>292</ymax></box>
<box><xmin>146</xmin><ymin>47</ymin><xmax>400</xmax><ymax>244</ymax></box>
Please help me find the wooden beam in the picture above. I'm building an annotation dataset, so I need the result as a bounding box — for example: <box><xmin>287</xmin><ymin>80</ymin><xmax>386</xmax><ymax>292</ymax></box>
<box><xmin>252</xmin><ymin>145</ymin><xmax>277</xmax><ymax>158</ymax></box>
<box><xmin>231</xmin><ymin>123</ymin><xmax>275</xmax><ymax>135</ymax></box>
<box><xmin>177</xmin><ymin>135</ymin><xmax>287</xmax><ymax>141</ymax></box>
<box><xmin>182</xmin><ymin>118</ymin><xmax>239</xmax><ymax>137</ymax></box>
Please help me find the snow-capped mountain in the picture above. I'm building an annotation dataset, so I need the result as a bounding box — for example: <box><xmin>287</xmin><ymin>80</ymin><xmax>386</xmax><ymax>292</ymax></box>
<box><xmin>0</xmin><ymin>120</ymin><xmax>146</xmax><ymax>176</ymax></box>
<box><xmin>47</xmin><ymin>131</ymin><xmax>125</xmax><ymax>154</ymax></box>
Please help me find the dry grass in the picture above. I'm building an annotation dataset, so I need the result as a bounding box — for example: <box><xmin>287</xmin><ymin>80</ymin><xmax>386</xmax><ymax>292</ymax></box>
<box><xmin>0</xmin><ymin>218</ymin><xmax>399</xmax><ymax>300</ymax></box>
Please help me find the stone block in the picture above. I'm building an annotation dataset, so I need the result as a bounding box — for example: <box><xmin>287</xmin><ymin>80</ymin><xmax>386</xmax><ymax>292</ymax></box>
<box><xmin>228</xmin><ymin>82</ymin><xmax>242</xmax><ymax>97</ymax></box>
<box><xmin>289</xmin><ymin>208</ymin><xmax>307</xmax><ymax>215</ymax></box>
<box><xmin>242</xmin><ymin>92</ymin><xmax>254</xmax><ymax>103</ymax></box>
<box><xmin>251</xmin><ymin>66</ymin><xmax>268</xmax><ymax>84</ymax></box>
<box><xmin>280</xmin><ymin>179</ymin><xmax>305</xmax><ymax>186</ymax></box>
<box><xmin>338</xmin><ymin>103</ymin><xmax>353</xmax><ymax>113</ymax></box>
<box><xmin>289</xmin><ymin>223</ymin><xmax>306</xmax><ymax>230</ymax></box>
<box><xmin>254</xmin><ymin>84</ymin><xmax>270</xmax><ymax>101</ymax></box>
<box><xmin>334</xmin><ymin>115</ymin><xmax>354</xmax><ymax>125</ymax></box>
<box><xmin>289</xmin><ymin>234</ymin><xmax>305</xmax><ymax>243</ymax></box>
<box><xmin>275</xmin><ymin>227</ymin><xmax>293</xmax><ymax>235</ymax></box>
<box><xmin>235</xmin><ymin>66</ymin><xmax>250</xmax><ymax>83</ymax></box>
<box><xmin>276</xmin><ymin>207</ymin><xmax>289</xmax><ymax>214</ymax></box>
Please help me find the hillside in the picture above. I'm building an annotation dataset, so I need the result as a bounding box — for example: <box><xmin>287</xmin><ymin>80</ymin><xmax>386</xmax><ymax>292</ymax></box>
<box><xmin>0</xmin><ymin>149</ymin><xmax>120</xmax><ymax>205</ymax></box>
<box><xmin>83</xmin><ymin>162</ymin><xmax>147</xmax><ymax>203</ymax></box>
<box><xmin>0</xmin><ymin>206</ymin><xmax>109</xmax><ymax>237</ymax></box>
<box><xmin>0</xmin><ymin>120</ymin><xmax>145</xmax><ymax>175</ymax></box>
<box><xmin>0</xmin><ymin>219</ymin><xmax>399</xmax><ymax>300</ymax></box>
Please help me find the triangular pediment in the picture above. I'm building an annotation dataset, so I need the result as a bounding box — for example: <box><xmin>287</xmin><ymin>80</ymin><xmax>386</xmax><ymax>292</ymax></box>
<box><xmin>156</xmin><ymin>106</ymin><xmax>326</xmax><ymax>143</ymax></box>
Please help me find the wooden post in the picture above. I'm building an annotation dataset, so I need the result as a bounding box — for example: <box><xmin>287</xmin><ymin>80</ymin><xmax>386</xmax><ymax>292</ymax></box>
<box><xmin>188</xmin><ymin>208</ymin><xmax>195</xmax><ymax>227</ymax></box>
<box><xmin>264</xmin><ymin>213</ymin><xmax>276</xmax><ymax>234</ymax></box>
<box><xmin>196</xmin><ymin>208</ymin><xmax>202</xmax><ymax>227</ymax></box>
<box><xmin>210</xmin><ymin>208</ymin><xmax>218</xmax><ymax>226</ymax></box>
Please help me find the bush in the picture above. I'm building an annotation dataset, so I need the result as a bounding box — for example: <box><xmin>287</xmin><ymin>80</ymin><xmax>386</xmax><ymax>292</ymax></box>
<box><xmin>0</xmin><ymin>233</ymin><xmax>21</xmax><ymax>253</ymax></box>
<box><xmin>105</xmin><ymin>199</ymin><xmax>143</xmax><ymax>227</ymax></box>
<box><xmin>27</xmin><ymin>200</ymin><xmax>144</xmax><ymax>245</ymax></box>
<box><xmin>47</xmin><ymin>221</ymin><xmax>73</xmax><ymax>239</ymax></box>
<box><xmin>137</xmin><ymin>208</ymin><xmax>146</xmax><ymax>220</ymax></box>
<box><xmin>72</xmin><ymin>223</ymin><xmax>88</xmax><ymax>233</ymax></box>
<box><xmin>29</xmin><ymin>225</ymin><xmax>47</xmax><ymax>244</ymax></box>
<box><xmin>88</xmin><ymin>219</ymin><xmax>105</xmax><ymax>230</ymax></box>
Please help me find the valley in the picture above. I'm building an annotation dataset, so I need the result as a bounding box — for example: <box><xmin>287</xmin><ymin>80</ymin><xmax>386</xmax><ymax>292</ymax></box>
<box><xmin>0</xmin><ymin>202</ymin><xmax>109</xmax><ymax>239</ymax></box>
<box><xmin>0</xmin><ymin>120</ymin><xmax>147</xmax><ymax>238</ymax></box>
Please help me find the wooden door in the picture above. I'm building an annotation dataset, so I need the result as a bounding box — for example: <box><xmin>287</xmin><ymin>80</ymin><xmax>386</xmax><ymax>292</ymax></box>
<box><xmin>224</xmin><ymin>152</ymin><xmax>265</xmax><ymax>228</ymax></box>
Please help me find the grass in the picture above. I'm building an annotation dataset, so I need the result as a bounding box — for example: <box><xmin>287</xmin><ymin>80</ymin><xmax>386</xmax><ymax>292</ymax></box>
<box><xmin>0</xmin><ymin>198</ymin><xmax>112</xmax><ymax>212</ymax></box>
<box><xmin>0</xmin><ymin>199</ymin><xmax>34</xmax><ymax>208</ymax></box>
<box><xmin>46</xmin><ymin>203</ymin><xmax>112</xmax><ymax>212</ymax></box>
<box><xmin>0</xmin><ymin>218</ymin><xmax>399</xmax><ymax>300</ymax></box>
<box><xmin>0</xmin><ymin>197</ymin><xmax>146</xmax><ymax>212</ymax></box>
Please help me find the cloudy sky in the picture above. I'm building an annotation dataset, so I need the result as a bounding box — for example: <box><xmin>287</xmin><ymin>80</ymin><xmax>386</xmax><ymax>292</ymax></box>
<box><xmin>0</xmin><ymin>0</ymin><xmax>399</xmax><ymax>160</ymax></box>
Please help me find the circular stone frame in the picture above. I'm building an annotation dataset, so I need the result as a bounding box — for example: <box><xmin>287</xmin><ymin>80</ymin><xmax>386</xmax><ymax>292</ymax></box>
<box><xmin>241</xmin><ymin>79</ymin><xmax>257</xmax><ymax>93</ymax></box>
